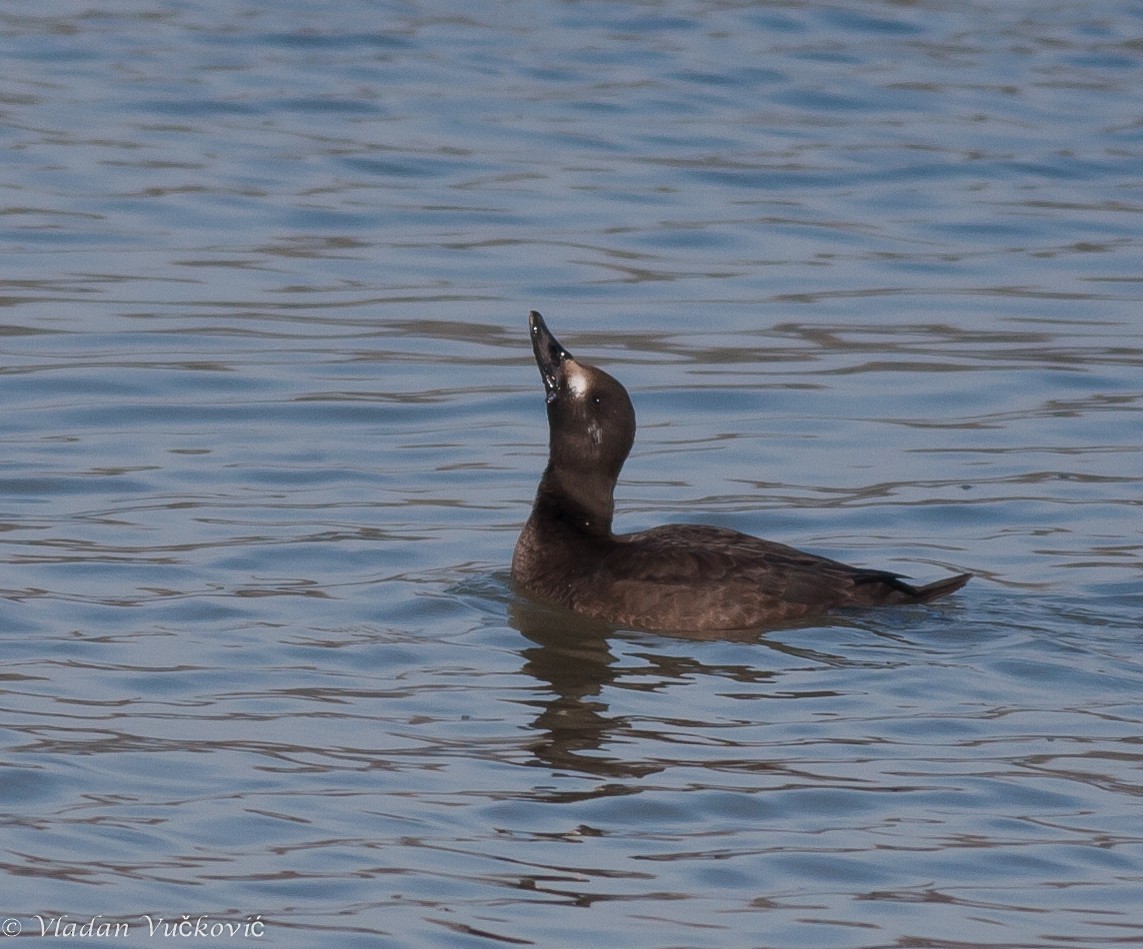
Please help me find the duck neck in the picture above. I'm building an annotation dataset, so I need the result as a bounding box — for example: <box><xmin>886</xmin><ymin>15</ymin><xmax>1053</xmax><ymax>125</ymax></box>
<box><xmin>536</xmin><ymin>465</ymin><xmax>615</xmax><ymax>537</ymax></box>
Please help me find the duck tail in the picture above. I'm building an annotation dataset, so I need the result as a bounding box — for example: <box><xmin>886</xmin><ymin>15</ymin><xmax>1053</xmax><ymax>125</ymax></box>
<box><xmin>854</xmin><ymin>569</ymin><xmax>972</xmax><ymax>604</ymax></box>
<box><xmin>905</xmin><ymin>572</ymin><xmax>972</xmax><ymax>603</ymax></box>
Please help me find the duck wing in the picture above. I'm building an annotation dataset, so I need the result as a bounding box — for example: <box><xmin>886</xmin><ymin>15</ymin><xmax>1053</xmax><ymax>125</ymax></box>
<box><xmin>594</xmin><ymin>524</ymin><xmax>967</xmax><ymax>629</ymax></box>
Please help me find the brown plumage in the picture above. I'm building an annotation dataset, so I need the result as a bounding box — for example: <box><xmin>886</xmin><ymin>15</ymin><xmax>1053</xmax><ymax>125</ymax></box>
<box><xmin>511</xmin><ymin>311</ymin><xmax>970</xmax><ymax>631</ymax></box>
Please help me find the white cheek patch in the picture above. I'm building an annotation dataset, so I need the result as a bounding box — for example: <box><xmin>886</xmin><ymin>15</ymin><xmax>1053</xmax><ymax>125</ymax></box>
<box><xmin>587</xmin><ymin>421</ymin><xmax>603</xmax><ymax>446</ymax></box>
<box><xmin>565</xmin><ymin>361</ymin><xmax>590</xmax><ymax>400</ymax></box>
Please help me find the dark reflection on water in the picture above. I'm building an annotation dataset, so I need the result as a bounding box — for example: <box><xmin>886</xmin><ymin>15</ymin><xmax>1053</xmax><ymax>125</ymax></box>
<box><xmin>512</xmin><ymin>598</ymin><xmax>651</xmax><ymax>780</ymax></box>
<box><xmin>2</xmin><ymin>0</ymin><xmax>1143</xmax><ymax>946</ymax></box>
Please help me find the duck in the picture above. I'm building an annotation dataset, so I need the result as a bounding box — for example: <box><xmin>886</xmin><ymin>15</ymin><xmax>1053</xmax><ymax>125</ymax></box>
<box><xmin>511</xmin><ymin>310</ymin><xmax>971</xmax><ymax>631</ymax></box>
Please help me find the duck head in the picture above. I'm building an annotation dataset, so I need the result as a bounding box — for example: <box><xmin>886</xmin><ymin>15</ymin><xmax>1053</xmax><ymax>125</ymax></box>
<box><xmin>527</xmin><ymin>310</ymin><xmax>636</xmax><ymax>528</ymax></box>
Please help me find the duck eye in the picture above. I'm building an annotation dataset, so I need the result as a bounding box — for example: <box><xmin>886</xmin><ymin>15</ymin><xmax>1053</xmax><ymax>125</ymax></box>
<box><xmin>591</xmin><ymin>394</ymin><xmax>602</xmax><ymax>407</ymax></box>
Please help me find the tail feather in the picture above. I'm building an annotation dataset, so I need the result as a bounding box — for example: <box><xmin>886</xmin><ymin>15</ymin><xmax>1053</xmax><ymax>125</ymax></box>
<box><xmin>904</xmin><ymin>572</ymin><xmax>972</xmax><ymax>603</ymax></box>
<box><xmin>853</xmin><ymin>570</ymin><xmax>972</xmax><ymax>605</ymax></box>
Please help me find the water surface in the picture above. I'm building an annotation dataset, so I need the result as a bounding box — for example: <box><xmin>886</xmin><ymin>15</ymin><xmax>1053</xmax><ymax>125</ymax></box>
<box><xmin>1</xmin><ymin>2</ymin><xmax>1141</xmax><ymax>947</ymax></box>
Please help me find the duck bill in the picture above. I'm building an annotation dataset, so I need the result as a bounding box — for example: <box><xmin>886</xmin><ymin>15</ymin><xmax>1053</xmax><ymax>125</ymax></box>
<box><xmin>528</xmin><ymin>310</ymin><xmax>571</xmax><ymax>404</ymax></box>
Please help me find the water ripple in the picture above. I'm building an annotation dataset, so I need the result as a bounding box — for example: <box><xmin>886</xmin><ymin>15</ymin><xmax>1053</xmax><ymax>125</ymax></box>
<box><xmin>2</xmin><ymin>1</ymin><xmax>1143</xmax><ymax>947</ymax></box>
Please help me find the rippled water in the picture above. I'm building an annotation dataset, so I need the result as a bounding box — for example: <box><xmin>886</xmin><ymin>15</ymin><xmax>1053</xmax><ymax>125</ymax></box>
<box><xmin>2</xmin><ymin>2</ymin><xmax>1142</xmax><ymax>946</ymax></box>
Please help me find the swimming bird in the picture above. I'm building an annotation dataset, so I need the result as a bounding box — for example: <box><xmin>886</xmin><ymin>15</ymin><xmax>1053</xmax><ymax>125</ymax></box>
<box><xmin>511</xmin><ymin>310</ymin><xmax>971</xmax><ymax>632</ymax></box>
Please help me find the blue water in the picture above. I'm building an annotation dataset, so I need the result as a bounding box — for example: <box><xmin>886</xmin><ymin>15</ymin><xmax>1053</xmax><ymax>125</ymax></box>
<box><xmin>2</xmin><ymin>1</ymin><xmax>1142</xmax><ymax>946</ymax></box>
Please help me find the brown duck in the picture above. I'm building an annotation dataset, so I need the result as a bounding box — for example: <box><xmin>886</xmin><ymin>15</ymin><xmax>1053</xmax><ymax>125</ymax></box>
<box><xmin>512</xmin><ymin>311</ymin><xmax>971</xmax><ymax>631</ymax></box>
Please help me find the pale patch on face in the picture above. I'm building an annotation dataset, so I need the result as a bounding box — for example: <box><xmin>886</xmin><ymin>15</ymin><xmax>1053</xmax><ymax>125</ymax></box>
<box><xmin>565</xmin><ymin>360</ymin><xmax>590</xmax><ymax>400</ymax></box>
<box><xmin>565</xmin><ymin>359</ymin><xmax>603</xmax><ymax>446</ymax></box>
